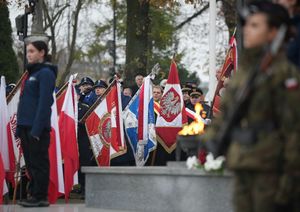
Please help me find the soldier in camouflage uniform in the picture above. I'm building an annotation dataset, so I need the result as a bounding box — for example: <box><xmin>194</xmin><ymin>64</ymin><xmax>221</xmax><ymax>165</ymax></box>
<box><xmin>205</xmin><ymin>2</ymin><xmax>300</xmax><ymax>212</ymax></box>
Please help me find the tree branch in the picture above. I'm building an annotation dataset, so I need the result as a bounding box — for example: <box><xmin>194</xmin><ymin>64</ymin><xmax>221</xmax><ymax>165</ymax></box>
<box><xmin>58</xmin><ymin>0</ymin><xmax>83</xmax><ymax>86</ymax></box>
<box><xmin>175</xmin><ymin>3</ymin><xmax>209</xmax><ymax>30</ymax></box>
<box><xmin>175</xmin><ymin>0</ymin><xmax>222</xmax><ymax>31</ymax></box>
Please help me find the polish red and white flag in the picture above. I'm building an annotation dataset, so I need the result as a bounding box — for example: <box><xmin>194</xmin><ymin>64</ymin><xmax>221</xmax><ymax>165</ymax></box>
<box><xmin>0</xmin><ymin>76</ymin><xmax>16</xmax><ymax>186</ymax></box>
<box><xmin>0</xmin><ymin>153</ymin><xmax>8</xmax><ymax>204</ymax></box>
<box><xmin>58</xmin><ymin>76</ymin><xmax>79</xmax><ymax>202</ymax></box>
<box><xmin>6</xmin><ymin>72</ymin><xmax>28</xmax><ymax>184</ymax></box>
<box><xmin>155</xmin><ymin>61</ymin><xmax>187</xmax><ymax>153</ymax></box>
<box><xmin>48</xmin><ymin>93</ymin><xmax>65</xmax><ymax>204</ymax></box>
<box><xmin>85</xmin><ymin>80</ymin><xmax>126</xmax><ymax>166</ymax></box>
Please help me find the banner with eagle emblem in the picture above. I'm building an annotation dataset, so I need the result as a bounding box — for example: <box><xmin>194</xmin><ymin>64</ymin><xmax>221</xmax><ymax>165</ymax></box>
<box><xmin>85</xmin><ymin>80</ymin><xmax>126</xmax><ymax>166</ymax></box>
<box><xmin>155</xmin><ymin>60</ymin><xmax>187</xmax><ymax>153</ymax></box>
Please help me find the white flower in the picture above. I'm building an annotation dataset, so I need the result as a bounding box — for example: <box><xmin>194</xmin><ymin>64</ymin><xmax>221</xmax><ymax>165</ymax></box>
<box><xmin>186</xmin><ymin>156</ymin><xmax>200</xmax><ymax>170</ymax></box>
<box><xmin>204</xmin><ymin>153</ymin><xmax>225</xmax><ymax>172</ymax></box>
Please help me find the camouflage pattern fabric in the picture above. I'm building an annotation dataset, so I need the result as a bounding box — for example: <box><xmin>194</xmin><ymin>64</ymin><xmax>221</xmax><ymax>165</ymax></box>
<box><xmin>205</xmin><ymin>48</ymin><xmax>300</xmax><ymax>212</ymax></box>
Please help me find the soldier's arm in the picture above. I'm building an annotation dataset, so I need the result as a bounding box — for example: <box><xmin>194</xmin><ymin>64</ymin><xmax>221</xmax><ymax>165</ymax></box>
<box><xmin>274</xmin><ymin>65</ymin><xmax>300</xmax><ymax>205</ymax></box>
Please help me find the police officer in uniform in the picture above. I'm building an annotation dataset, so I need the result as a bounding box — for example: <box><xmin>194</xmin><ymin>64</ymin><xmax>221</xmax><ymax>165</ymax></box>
<box><xmin>205</xmin><ymin>2</ymin><xmax>300</xmax><ymax>211</ymax></box>
<box><xmin>76</xmin><ymin>90</ymin><xmax>96</xmax><ymax>199</ymax></box>
<box><xmin>182</xmin><ymin>84</ymin><xmax>192</xmax><ymax>106</ymax></box>
<box><xmin>186</xmin><ymin>88</ymin><xmax>211</xmax><ymax>123</ymax></box>
<box><xmin>88</xmin><ymin>80</ymin><xmax>108</xmax><ymax>105</ymax></box>
<box><xmin>78</xmin><ymin>77</ymin><xmax>94</xmax><ymax>106</ymax></box>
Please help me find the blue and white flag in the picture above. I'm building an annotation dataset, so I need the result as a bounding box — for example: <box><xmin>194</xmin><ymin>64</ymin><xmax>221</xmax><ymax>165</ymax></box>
<box><xmin>123</xmin><ymin>76</ymin><xmax>157</xmax><ymax>166</ymax></box>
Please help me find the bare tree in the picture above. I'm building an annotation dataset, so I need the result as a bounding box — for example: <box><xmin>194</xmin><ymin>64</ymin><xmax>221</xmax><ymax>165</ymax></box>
<box><xmin>57</xmin><ymin>0</ymin><xmax>83</xmax><ymax>86</ymax></box>
<box><xmin>42</xmin><ymin>0</ymin><xmax>69</xmax><ymax>64</ymax></box>
<box><xmin>41</xmin><ymin>0</ymin><xmax>83</xmax><ymax>86</ymax></box>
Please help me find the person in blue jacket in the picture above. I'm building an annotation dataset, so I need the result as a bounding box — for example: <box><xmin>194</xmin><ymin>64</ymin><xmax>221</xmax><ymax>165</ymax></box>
<box><xmin>16</xmin><ymin>40</ymin><xmax>57</xmax><ymax>207</ymax></box>
<box><xmin>78</xmin><ymin>77</ymin><xmax>95</xmax><ymax>106</ymax></box>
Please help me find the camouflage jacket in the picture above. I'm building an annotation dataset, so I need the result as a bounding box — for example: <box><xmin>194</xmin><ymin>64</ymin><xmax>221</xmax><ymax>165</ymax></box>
<box><xmin>205</xmin><ymin>48</ymin><xmax>300</xmax><ymax>174</ymax></box>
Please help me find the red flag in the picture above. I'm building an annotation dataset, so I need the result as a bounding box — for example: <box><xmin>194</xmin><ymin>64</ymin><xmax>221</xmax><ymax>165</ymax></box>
<box><xmin>155</xmin><ymin>61</ymin><xmax>187</xmax><ymax>153</ymax></box>
<box><xmin>48</xmin><ymin>93</ymin><xmax>65</xmax><ymax>204</ymax></box>
<box><xmin>0</xmin><ymin>153</ymin><xmax>7</xmax><ymax>204</ymax></box>
<box><xmin>212</xmin><ymin>35</ymin><xmax>237</xmax><ymax>115</ymax></box>
<box><xmin>56</xmin><ymin>83</ymin><xmax>68</xmax><ymax>115</ymax></box>
<box><xmin>0</xmin><ymin>76</ymin><xmax>15</xmax><ymax>186</ymax></box>
<box><xmin>85</xmin><ymin>80</ymin><xmax>126</xmax><ymax>166</ymax></box>
<box><xmin>59</xmin><ymin>76</ymin><xmax>79</xmax><ymax>202</ymax></box>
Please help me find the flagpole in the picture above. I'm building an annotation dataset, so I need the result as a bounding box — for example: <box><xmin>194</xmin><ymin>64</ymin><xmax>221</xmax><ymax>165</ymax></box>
<box><xmin>6</xmin><ymin>71</ymin><xmax>28</xmax><ymax>103</ymax></box>
<box><xmin>206</xmin><ymin>0</ymin><xmax>217</xmax><ymax>103</ymax></box>
<box><xmin>56</xmin><ymin>82</ymin><xmax>68</xmax><ymax>98</ymax></box>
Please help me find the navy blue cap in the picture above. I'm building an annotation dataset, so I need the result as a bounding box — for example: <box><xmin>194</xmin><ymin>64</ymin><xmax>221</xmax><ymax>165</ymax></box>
<box><xmin>190</xmin><ymin>88</ymin><xmax>203</xmax><ymax>97</ymax></box>
<box><xmin>94</xmin><ymin>80</ymin><xmax>108</xmax><ymax>89</ymax></box>
<box><xmin>80</xmin><ymin>77</ymin><xmax>94</xmax><ymax>86</ymax></box>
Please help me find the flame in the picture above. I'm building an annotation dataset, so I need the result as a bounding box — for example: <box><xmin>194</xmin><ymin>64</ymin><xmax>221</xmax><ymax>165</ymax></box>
<box><xmin>178</xmin><ymin>103</ymin><xmax>205</xmax><ymax>136</ymax></box>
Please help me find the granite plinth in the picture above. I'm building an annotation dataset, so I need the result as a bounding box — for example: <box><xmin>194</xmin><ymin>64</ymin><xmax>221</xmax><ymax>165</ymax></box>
<box><xmin>82</xmin><ymin>167</ymin><xmax>233</xmax><ymax>212</ymax></box>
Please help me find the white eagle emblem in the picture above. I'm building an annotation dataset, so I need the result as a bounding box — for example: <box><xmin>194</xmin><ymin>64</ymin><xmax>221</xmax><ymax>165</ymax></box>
<box><xmin>160</xmin><ymin>88</ymin><xmax>181</xmax><ymax>122</ymax></box>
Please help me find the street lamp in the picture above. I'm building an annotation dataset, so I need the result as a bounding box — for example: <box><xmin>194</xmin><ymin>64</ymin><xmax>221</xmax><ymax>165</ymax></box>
<box><xmin>15</xmin><ymin>0</ymin><xmax>36</xmax><ymax>71</ymax></box>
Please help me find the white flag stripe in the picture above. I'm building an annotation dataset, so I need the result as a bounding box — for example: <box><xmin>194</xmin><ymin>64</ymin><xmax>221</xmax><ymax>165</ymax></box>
<box><xmin>50</xmin><ymin>93</ymin><xmax>65</xmax><ymax>194</ymax></box>
<box><xmin>61</xmin><ymin>76</ymin><xmax>78</xmax><ymax>186</ymax></box>
<box><xmin>116</xmin><ymin>82</ymin><xmax>125</xmax><ymax>147</ymax></box>
<box><xmin>0</xmin><ymin>76</ymin><xmax>12</xmax><ymax>171</ymax></box>
<box><xmin>142</xmin><ymin>76</ymin><xmax>151</xmax><ymax>141</ymax></box>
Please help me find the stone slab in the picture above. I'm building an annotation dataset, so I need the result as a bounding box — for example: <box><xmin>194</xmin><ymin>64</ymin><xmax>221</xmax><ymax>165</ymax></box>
<box><xmin>83</xmin><ymin>167</ymin><xmax>233</xmax><ymax>212</ymax></box>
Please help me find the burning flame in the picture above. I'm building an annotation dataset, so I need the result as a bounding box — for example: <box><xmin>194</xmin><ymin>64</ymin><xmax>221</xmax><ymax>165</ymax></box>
<box><xmin>178</xmin><ymin>103</ymin><xmax>205</xmax><ymax>136</ymax></box>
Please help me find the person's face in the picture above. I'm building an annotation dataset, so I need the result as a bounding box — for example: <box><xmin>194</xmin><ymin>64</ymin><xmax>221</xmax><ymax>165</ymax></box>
<box><xmin>135</xmin><ymin>76</ymin><xmax>144</xmax><ymax>87</ymax></box>
<box><xmin>80</xmin><ymin>84</ymin><xmax>92</xmax><ymax>93</ymax></box>
<box><xmin>190</xmin><ymin>95</ymin><xmax>201</xmax><ymax>105</ymax></box>
<box><xmin>153</xmin><ymin>88</ymin><xmax>162</xmax><ymax>102</ymax></box>
<box><xmin>199</xmin><ymin>94</ymin><xmax>205</xmax><ymax>102</ymax></box>
<box><xmin>123</xmin><ymin>88</ymin><xmax>132</xmax><ymax>97</ymax></box>
<box><xmin>274</xmin><ymin>0</ymin><xmax>297</xmax><ymax>10</ymax></box>
<box><xmin>243</xmin><ymin>13</ymin><xmax>277</xmax><ymax>49</ymax></box>
<box><xmin>26</xmin><ymin>43</ymin><xmax>45</xmax><ymax>64</ymax></box>
<box><xmin>183</xmin><ymin>92</ymin><xmax>190</xmax><ymax>102</ymax></box>
<box><xmin>95</xmin><ymin>87</ymin><xmax>106</xmax><ymax>96</ymax></box>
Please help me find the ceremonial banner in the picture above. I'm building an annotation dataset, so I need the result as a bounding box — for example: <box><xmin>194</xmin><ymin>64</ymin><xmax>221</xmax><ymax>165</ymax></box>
<box><xmin>48</xmin><ymin>93</ymin><xmax>65</xmax><ymax>204</ymax></box>
<box><xmin>155</xmin><ymin>61</ymin><xmax>187</xmax><ymax>153</ymax></box>
<box><xmin>123</xmin><ymin>76</ymin><xmax>157</xmax><ymax>166</ymax></box>
<box><xmin>212</xmin><ymin>35</ymin><xmax>237</xmax><ymax>115</ymax></box>
<box><xmin>85</xmin><ymin>80</ymin><xmax>126</xmax><ymax>166</ymax></box>
<box><xmin>0</xmin><ymin>76</ymin><xmax>15</xmax><ymax>185</ymax></box>
<box><xmin>59</xmin><ymin>76</ymin><xmax>79</xmax><ymax>201</ymax></box>
<box><xmin>6</xmin><ymin>72</ymin><xmax>28</xmax><ymax>181</ymax></box>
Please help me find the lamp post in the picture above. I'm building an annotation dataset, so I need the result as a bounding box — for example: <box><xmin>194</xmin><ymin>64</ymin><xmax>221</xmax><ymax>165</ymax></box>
<box><xmin>16</xmin><ymin>0</ymin><xmax>49</xmax><ymax>71</ymax></box>
<box><xmin>112</xmin><ymin>0</ymin><xmax>117</xmax><ymax>74</ymax></box>
<box><xmin>15</xmin><ymin>1</ymin><xmax>36</xmax><ymax>71</ymax></box>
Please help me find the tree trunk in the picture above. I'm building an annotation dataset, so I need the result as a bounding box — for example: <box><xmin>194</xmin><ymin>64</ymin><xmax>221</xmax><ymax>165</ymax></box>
<box><xmin>31</xmin><ymin>0</ymin><xmax>44</xmax><ymax>34</ymax></box>
<box><xmin>222</xmin><ymin>0</ymin><xmax>237</xmax><ymax>37</ymax></box>
<box><xmin>125</xmin><ymin>0</ymin><xmax>150</xmax><ymax>86</ymax></box>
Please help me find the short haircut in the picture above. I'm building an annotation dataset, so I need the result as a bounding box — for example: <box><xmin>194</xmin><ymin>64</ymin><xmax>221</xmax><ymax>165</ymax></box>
<box><xmin>153</xmin><ymin>85</ymin><xmax>163</xmax><ymax>93</ymax></box>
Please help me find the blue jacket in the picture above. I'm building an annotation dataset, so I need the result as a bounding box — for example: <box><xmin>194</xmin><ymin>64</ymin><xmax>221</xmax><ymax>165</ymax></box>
<box><xmin>17</xmin><ymin>63</ymin><xmax>57</xmax><ymax>137</ymax></box>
